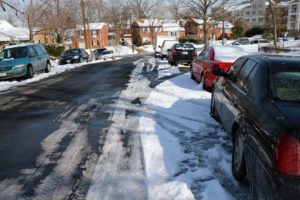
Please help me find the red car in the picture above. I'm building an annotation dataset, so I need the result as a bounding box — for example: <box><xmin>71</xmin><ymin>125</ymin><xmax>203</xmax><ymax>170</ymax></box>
<box><xmin>190</xmin><ymin>45</ymin><xmax>248</xmax><ymax>90</ymax></box>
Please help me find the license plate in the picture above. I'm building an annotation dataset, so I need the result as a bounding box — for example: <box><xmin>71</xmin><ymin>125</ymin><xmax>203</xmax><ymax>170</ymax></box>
<box><xmin>182</xmin><ymin>52</ymin><xmax>188</xmax><ymax>55</ymax></box>
<box><xmin>0</xmin><ymin>73</ymin><xmax>7</xmax><ymax>77</ymax></box>
<box><xmin>67</xmin><ymin>60</ymin><xmax>71</xmax><ymax>63</ymax></box>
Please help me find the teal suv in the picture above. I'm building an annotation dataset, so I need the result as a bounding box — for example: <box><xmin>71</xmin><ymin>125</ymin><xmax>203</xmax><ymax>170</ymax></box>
<box><xmin>0</xmin><ymin>44</ymin><xmax>51</xmax><ymax>80</ymax></box>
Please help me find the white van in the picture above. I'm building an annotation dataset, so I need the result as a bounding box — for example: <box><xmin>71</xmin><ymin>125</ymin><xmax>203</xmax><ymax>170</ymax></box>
<box><xmin>159</xmin><ymin>40</ymin><xmax>179</xmax><ymax>59</ymax></box>
<box><xmin>153</xmin><ymin>36</ymin><xmax>176</xmax><ymax>57</ymax></box>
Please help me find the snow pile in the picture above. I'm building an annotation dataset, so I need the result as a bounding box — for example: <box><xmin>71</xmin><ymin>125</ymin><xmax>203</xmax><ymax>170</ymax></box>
<box><xmin>106</xmin><ymin>45</ymin><xmax>138</xmax><ymax>55</ymax></box>
<box><xmin>137</xmin><ymin>45</ymin><xmax>155</xmax><ymax>53</ymax></box>
<box><xmin>139</xmin><ymin>72</ymin><xmax>235</xmax><ymax>200</ymax></box>
<box><xmin>213</xmin><ymin>45</ymin><xmax>249</xmax><ymax>62</ymax></box>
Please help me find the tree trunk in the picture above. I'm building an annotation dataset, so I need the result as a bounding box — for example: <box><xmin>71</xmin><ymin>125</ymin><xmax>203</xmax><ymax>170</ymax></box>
<box><xmin>269</xmin><ymin>0</ymin><xmax>277</xmax><ymax>48</ymax></box>
<box><xmin>203</xmin><ymin>12</ymin><xmax>208</xmax><ymax>48</ymax></box>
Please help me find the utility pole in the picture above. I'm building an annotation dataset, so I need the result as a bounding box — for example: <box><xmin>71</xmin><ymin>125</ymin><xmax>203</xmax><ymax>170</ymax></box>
<box><xmin>81</xmin><ymin>0</ymin><xmax>88</xmax><ymax>49</ymax></box>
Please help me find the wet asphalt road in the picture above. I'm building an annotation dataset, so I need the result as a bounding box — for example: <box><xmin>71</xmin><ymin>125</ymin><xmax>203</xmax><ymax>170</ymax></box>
<box><xmin>0</xmin><ymin>55</ymin><xmax>147</xmax><ymax>199</ymax></box>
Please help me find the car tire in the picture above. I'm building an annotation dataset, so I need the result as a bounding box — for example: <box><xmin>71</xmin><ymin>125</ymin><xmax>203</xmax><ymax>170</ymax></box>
<box><xmin>86</xmin><ymin>57</ymin><xmax>89</xmax><ymax>63</ymax></box>
<box><xmin>45</xmin><ymin>62</ymin><xmax>51</xmax><ymax>73</ymax></box>
<box><xmin>210</xmin><ymin>92</ymin><xmax>219</xmax><ymax>121</ymax></box>
<box><xmin>190</xmin><ymin>66</ymin><xmax>195</xmax><ymax>80</ymax></box>
<box><xmin>26</xmin><ymin>65</ymin><xmax>33</xmax><ymax>79</ymax></box>
<box><xmin>232</xmin><ymin>127</ymin><xmax>246</xmax><ymax>180</ymax></box>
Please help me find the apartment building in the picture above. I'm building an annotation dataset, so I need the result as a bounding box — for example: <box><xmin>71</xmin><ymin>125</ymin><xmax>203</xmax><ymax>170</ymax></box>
<box><xmin>287</xmin><ymin>0</ymin><xmax>300</xmax><ymax>36</ymax></box>
<box><xmin>230</xmin><ymin>0</ymin><xmax>267</xmax><ymax>28</ymax></box>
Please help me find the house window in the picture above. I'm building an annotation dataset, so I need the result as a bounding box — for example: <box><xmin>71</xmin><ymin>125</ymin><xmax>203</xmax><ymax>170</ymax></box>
<box><xmin>252</xmin><ymin>18</ymin><xmax>256</xmax><ymax>22</ymax></box>
<box><xmin>80</xmin><ymin>31</ymin><xmax>84</xmax><ymax>38</ymax></box>
<box><xmin>143</xmin><ymin>37</ymin><xmax>150</xmax><ymax>42</ymax></box>
<box><xmin>92</xmin><ymin>30</ymin><xmax>98</xmax><ymax>37</ymax></box>
<box><xmin>252</xmin><ymin>4</ymin><xmax>256</xmax><ymax>8</ymax></box>
<box><xmin>200</xmin><ymin>25</ymin><xmax>203</xmax><ymax>29</ymax></box>
<box><xmin>143</xmin><ymin>27</ymin><xmax>149</xmax><ymax>32</ymax></box>
<box><xmin>92</xmin><ymin>40</ymin><xmax>99</xmax><ymax>46</ymax></box>
<box><xmin>252</xmin><ymin>11</ymin><xmax>256</xmax><ymax>15</ymax></box>
<box><xmin>290</xmin><ymin>23</ymin><xmax>296</xmax><ymax>30</ymax></box>
<box><xmin>292</xmin><ymin>4</ymin><xmax>297</xmax><ymax>13</ymax></box>
<box><xmin>156</xmin><ymin>27</ymin><xmax>161</xmax><ymax>32</ymax></box>
<box><xmin>169</xmin><ymin>31</ymin><xmax>178</xmax><ymax>37</ymax></box>
<box><xmin>291</xmin><ymin>15</ymin><xmax>296</xmax><ymax>21</ymax></box>
<box><xmin>246</xmin><ymin>11</ymin><xmax>250</xmax><ymax>15</ymax></box>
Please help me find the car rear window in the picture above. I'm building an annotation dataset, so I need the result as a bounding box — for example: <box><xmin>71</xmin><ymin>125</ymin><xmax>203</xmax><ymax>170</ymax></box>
<box><xmin>271</xmin><ymin>70</ymin><xmax>300</xmax><ymax>102</ymax></box>
<box><xmin>175</xmin><ymin>44</ymin><xmax>194</xmax><ymax>50</ymax></box>
<box><xmin>65</xmin><ymin>49</ymin><xmax>81</xmax><ymax>55</ymax></box>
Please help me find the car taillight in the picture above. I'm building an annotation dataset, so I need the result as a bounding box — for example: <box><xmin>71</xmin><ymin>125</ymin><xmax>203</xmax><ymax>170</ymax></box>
<box><xmin>172</xmin><ymin>51</ymin><xmax>177</xmax><ymax>55</ymax></box>
<box><xmin>194</xmin><ymin>52</ymin><xmax>197</xmax><ymax>56</ymax></box>
<box><xmin>210</xmin><ymin>48</ymin><xmax>214</xmax><ymax>61</ymax></box>
<box><xmin>274</xmin><ymin>132</ymin><xmax>300</xmax><ymax>176</ymax></box>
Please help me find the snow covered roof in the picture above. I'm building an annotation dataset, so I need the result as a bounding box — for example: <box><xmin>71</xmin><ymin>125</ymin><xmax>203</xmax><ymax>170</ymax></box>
<box><xmin>0</xmin><ymin>20</ymin><xmax>29</xmax><ymax>41</ymax></box>
<box><xmin>192</xmin><ymin>19</ymin><xmax>204</xmax><ymax>25</ymax></box>
<box><xmin>76</xmin><ymin>23</ymin><xmax>106</xmax><ymax>30</ymax></box>
<box><xmin>134</xmin><ymin>19</ymin><xmax>185</xmax><ymax>32</ymax></box>
<box><xmin>227</xmin><ymin>1</ymin><xmax>251</xmax><ymax>12</ymax></box>
<box><xmin>0</xmin><ymin>20</ymin><xmax>14</xmax><ymax>29</ymax></box>
<box><xmin>217</xmin><ymin>21</ymin><xmax>234</xmax><ymax>29</ymax></box>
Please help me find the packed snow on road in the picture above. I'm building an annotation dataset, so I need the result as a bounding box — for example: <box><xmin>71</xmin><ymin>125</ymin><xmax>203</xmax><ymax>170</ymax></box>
<box><xmin>85</xmin><ymin>57</ymin><xmax>255</xmax><ymax>200</ymax></box>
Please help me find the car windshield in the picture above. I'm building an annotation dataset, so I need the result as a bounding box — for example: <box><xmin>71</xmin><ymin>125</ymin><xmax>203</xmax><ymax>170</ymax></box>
<box><xmin>97</xmin><ymin>49</ymin><xmax>106</xmax><ymax>53</ymax></box>
<box><xmin>0</xmin><ymin>47</ymin><xmax>27</xmax><ymax>61</ymax></box>
<box><xmin>271</xmin><ymin>65</ymin><xmax>300</xmax><ymax>103</ymax></box>
<box><xmin>65</xmin><ymin>49</ymin><xmax>81</xmax><ymax>55</ymax></box>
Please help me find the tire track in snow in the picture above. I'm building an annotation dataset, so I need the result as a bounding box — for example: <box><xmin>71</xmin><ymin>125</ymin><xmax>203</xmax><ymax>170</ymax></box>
<box><xmin>86</xmin><ymin>61</ymin><xmax>151</xmax><ymax>200</ymax></box>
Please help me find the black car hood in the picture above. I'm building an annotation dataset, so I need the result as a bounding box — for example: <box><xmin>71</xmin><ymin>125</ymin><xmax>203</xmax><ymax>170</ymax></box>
<box><xmin>273</xmin><ymin>102</ymin><xmax>300</xmax><ymax>130</ymax></box>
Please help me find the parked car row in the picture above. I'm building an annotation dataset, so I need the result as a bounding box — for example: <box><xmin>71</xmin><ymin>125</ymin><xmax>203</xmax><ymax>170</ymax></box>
<box><xmin>0</xmin><ymin>44</ymin><xmax>117</xmax><ymax>81</ymax></box>
<box><xmin>189</xmin><ymin>44</ymin><xmax>300</xmax><ymax>199</ymax></box>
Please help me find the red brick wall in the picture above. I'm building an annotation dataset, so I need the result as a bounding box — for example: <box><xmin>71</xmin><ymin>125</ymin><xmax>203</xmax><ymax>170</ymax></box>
<box><xmin>71</xmin><ymin>25</ymin><xmax>109</xmax><ymax>49</ymax></box>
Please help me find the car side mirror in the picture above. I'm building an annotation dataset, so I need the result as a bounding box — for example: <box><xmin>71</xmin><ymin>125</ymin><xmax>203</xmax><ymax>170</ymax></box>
<box><xmin>212</xmin><ymin>68</ymin><xmax>225</xmax><ymax>76</ymax></box>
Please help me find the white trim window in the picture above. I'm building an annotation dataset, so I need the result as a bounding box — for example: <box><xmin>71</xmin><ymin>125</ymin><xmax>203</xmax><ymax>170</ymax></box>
<box><xmin>79</xmin><ymin>30</ymin><xmax>84</xmax><ymax>38</ymax></box>
<box><xmin>92</xmin><ymin>40</ymin><xmax>99</xmax><ymax>46</ymax></box>
<box><xmin>156</xmin><ymin>27</ymin><xmax>161</xmax><ymax>32</ymax></box>
<box><xmin>143</xmin><ymin>37</ymin><xmax>150</xmax><ymax>42</ymax></box>
<box><xmin>143</xmin><ymin>27</ymin><xmax>149</xmax><ymax>32</ymax></box>
<box><xmin>168</xmin><ymin>31</ymin><xmax>178</xmax><ymax>37</ymax></box>
<box><xmin>92</xmin><ymin>30</ymin><xmax>98</xmax><ymax>37</ymax></box>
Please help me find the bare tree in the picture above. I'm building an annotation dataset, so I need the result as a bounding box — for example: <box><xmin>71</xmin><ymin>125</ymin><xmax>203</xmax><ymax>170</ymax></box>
<box><xmin>129</xmin><ymin>0</ymin><xmax>153</xmax><ymax>19</ymax></box>
<box><xmin>86</xmin><ymin>0</ymin><xmax>105</xmax><ymax>23</ymax></box>
<box><xmin>168</xmin><ymin>0</ymin><xmax>182</xmax><ymax>23</ymax></box>
<box><xmin>38</xmin><ymin>0</ymin><xmax>79</xmax><ymax>43</ymax></box>
<box><xmin>183</xmin><ymin>0</ymin><xmax>219</xmax><ymax>48</ymax></box>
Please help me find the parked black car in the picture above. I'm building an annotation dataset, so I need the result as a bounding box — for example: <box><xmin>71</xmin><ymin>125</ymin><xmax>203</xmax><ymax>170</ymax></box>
<box><xmin>59</xmin><ymin>48</ymin><xmax>89</xmax><ymax>65</ymax></box>
<box><xmin>167</xmin><ymin>43</ymin><xmax>196</xmax><ymax>66</ymax></box>
<box><xmin>211</xmin><ymin>55</ymin><xmax>300</xmax><ymax>200</ymax></box>
<box><xmin>94</xmin><ymin>48</ymin><xmax>107</xmax><ymax>60</ymax></box>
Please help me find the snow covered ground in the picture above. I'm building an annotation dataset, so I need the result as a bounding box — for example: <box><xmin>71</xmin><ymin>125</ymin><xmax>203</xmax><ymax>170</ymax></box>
<box><xmin>86</xmin><ymin>57</ymin><xmax>254</xmax><ymax>199</ymax></box>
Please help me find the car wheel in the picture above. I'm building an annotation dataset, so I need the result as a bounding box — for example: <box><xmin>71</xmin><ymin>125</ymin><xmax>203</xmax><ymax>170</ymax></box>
<box><xmin>232</xmin><ymin>128</ymin><xmax>246</xmax><ymax>180</ymax></box>
<box><xmin>190</xmin><ymin>66</ymin><xmax>195</xmax><ymax>80</ymax></box>
<box><xmin>86</xmin><ymin>57</ymin><xmax>89</xmax><ymax>63</ymax></box>
<box><xmin>103</xmin><ymin>57</ymin><xmax>107</xmax><ymax>60</ymax></box>
<box><xmin>210</xmin><ymin>92</ymin><xmax>219</xmax><ymax>120</ymax></box>
<box><xmin>26</xmin><ymin>65</ymin><xmax>33</xmax><ymax>79</ymax></box>
<box><xmin>202</xmin><ymin>74</ymin><xmax>207</xmax><ymax>90</ymax></box>
<box><xmin>45</xmin><ymin>62</ymin><xmax>51</xmax><ymax>73</ymax></box>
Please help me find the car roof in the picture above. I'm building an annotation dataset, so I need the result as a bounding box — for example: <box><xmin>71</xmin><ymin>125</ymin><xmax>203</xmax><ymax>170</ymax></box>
<box><xmin>239</xmin><ymin>54</ymin><xmax>300</xmax><ymax>64</ymax></box>
<box><xmin>5</xmin><ymin>43</ymin><xmax>38</xmax><ymax>49</ymax></box>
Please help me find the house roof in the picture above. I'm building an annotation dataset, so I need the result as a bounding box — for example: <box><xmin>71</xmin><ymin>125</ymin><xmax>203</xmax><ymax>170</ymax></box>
<box><xmin>76</xmin><ymin>22</ymin><xmax>106</xmax><ymax>30</ymax></box>
<box><xmin>134</xmin><ymin>19</ymin><xmax>185</xmax><ymax>32</ymax></box>
<box><xmin>0</xmin><ymin>20</ymin><xmax>29</xmax><ymax>41</ymax></box>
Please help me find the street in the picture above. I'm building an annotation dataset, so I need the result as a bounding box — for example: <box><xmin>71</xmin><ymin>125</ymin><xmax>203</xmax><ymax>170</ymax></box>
<box><xmin>0</xmin><ymin>55</ymin><xmax>256</xmax><ymax>200</ymax></box>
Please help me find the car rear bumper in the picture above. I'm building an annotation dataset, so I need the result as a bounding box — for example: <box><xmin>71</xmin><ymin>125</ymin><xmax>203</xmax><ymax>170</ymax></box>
<box><xmin>273</xmin><ymin>172</ymin><xmax>300</xmax><ymax>200</ymax></box>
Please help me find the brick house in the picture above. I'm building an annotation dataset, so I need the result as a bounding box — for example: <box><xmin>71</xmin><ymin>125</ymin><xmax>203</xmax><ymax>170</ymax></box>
<box><xmin>185</xmin><ymin>18</ymin><xmax>233</xmax><ymax>40</ymax></box>
<box><xmin>131</xmin><ymin>19</ymin><xmax>185</xmax><ymax>44</ymax></box>
<box><xmin>71</xmin><ymin>23</ymin><xmax>108</xmax><ymax>49</ymax></box>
